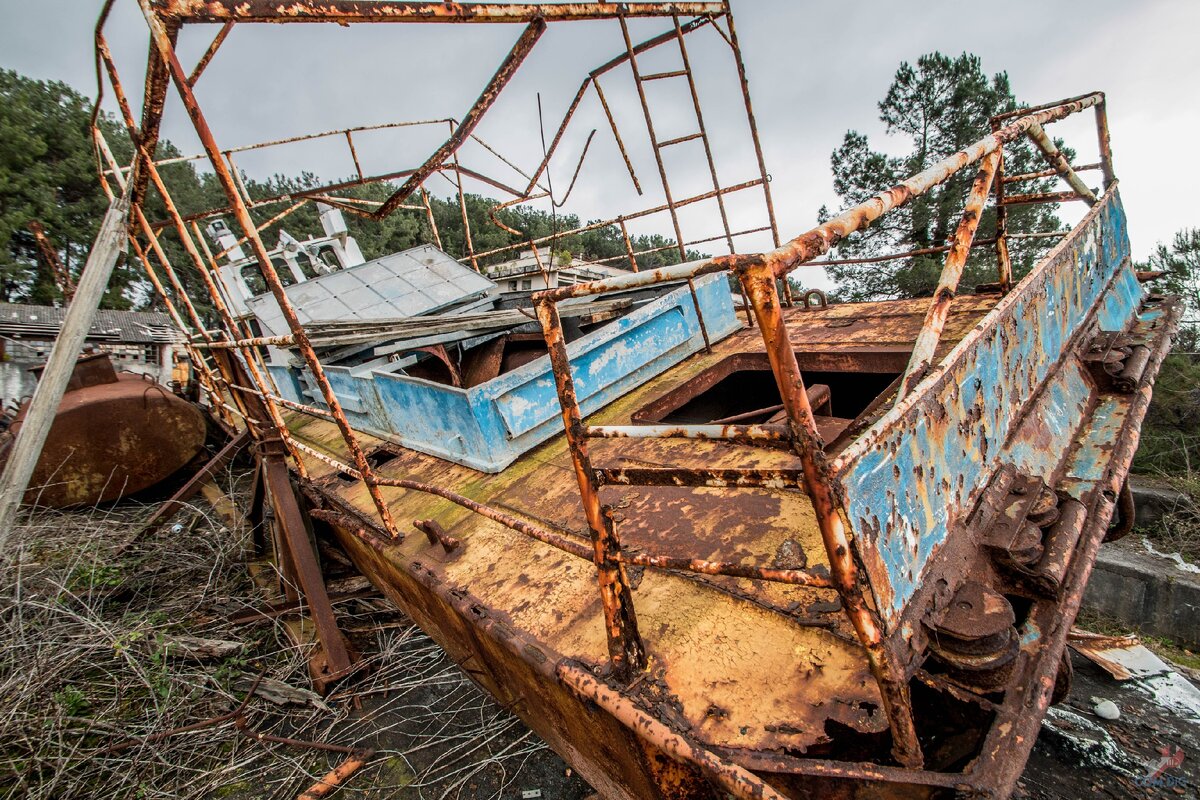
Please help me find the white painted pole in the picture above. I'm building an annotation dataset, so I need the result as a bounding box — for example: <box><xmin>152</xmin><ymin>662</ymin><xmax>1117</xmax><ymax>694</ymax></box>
<box><xmin>0</xmin><ymin>189</ymin><xmax>131</xmax><ymax>547</ymax></box>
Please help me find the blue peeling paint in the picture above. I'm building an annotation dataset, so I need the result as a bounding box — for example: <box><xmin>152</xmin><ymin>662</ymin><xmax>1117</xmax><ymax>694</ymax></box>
<box><xmin>836</xmin><ymin>190</ymin><xmax>1143</xmax><ymax>628</ymax></box>
<box><xmin>273</xmin><ymin>273</ymin><xmax>739</xmax><ymax>471</ymax></box>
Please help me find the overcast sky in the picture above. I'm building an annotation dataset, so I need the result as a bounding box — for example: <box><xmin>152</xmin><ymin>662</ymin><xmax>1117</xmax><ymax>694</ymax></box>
<box><xmin>2</xmin><ymin>0</ymin><xmax>1198</xmax><ymax>288</ymax></box>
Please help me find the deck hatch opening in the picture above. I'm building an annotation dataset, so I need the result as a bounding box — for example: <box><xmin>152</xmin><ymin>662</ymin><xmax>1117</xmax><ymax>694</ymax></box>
<box><xmin>632</xmin><ymin>351</ymin><xmax>908</xmax><ymax>426</ymax></box>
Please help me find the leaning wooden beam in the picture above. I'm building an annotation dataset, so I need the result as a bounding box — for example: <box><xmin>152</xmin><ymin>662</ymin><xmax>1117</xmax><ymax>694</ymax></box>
<box><xmin>0</xmin><ymin>188</ymin><xmax>130</xmax><ymax>546</ymax></box>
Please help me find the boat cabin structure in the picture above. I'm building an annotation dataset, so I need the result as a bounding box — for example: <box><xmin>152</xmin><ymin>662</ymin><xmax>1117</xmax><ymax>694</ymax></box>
<box><xmin>91</xmin><ymin>2</ymin><xmax>1178</xmax><ymax>798</ymax></box>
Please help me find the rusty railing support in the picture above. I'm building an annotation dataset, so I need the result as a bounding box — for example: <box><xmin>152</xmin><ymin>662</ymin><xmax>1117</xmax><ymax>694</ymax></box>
<box><xmin>735</xmin><ymin>262</ymin><xmax>924</xmax><ymax>768</ymax></box>
<box><xmin>535</xmin><ymin>298</ymin><xmax>646</xmax><ymax>680</ymax></box>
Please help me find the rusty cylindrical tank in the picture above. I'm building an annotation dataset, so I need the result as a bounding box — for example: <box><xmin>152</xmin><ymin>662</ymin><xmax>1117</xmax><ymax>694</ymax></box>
<box><xmin>0</xmin><ymin>353</ymin><xmax>207</xmax><ymax>507</ymax></box>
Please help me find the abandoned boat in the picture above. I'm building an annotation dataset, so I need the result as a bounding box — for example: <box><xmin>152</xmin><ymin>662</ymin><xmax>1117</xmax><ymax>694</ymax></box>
<box><xmin>95</xmin><ymin>3</ymin><xmax>1178</xmax><ymax>798</ymax></box>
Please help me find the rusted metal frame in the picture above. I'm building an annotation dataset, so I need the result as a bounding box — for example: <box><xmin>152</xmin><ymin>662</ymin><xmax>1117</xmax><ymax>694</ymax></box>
<box><xmin>592</xmin><ymin>77</ymin><xmax>644</xmax><ymax>195</ymax></box>
<box><xmin>534</xmin><ymin>93</ymin><xmax>1104</xmax><ymax>305</ymax></box>
<box><xmin>138</xmin><ymin>0</ymin><xmax>391</xmax><ymax>531</ymax></box>
<box><xmin>186</xmin><ymin>20</ymin><xmax>234</xmax><ymax>86</ymax></box>
<box><xmin>224</xmin><ymin>151</ymin><xmax>256</xmax><ymax>207</ymax></box>
<box><xmin>450</xmin><ymin>142</ymin><xmax>479</xmax><ymax>272</ymax></box>
<box><xmin>146</xmin><ymin>168</ymin><xmax>417</xmax><ymax>229</ymax></box>
<box><xmin>343</xmin><ymin>130</ymin><xmax>364</xmax><ymax>181</ymax></box>
<box><xmin>27</xmin><ymin>221</ymin><xmax>76</xmax><ymax>302</ymax></box>
<box><xmin>535</xmin><ymin>298</ymin><xmax>646</xmax><ymax>679</ymax></box>
<box><xmin>735</xmin><ymin>262</ymin><xmax>923</xmax><ymax>768</ymax></box>
<box><xmin>262</xmin><ymin>452</ymin><xmax>353</xmax><ymax>678</ymax></box>
<box><xmin>190</xmin><ymin>217</ymin><xmax>289</xmax><ymax>401</ymax></box>
<box><xmin>143</xmin><ymin>428</ymin><xmax>251</xmax><ymax>531</ymax></box>
<box><xmin>415</xmin><ymin>189</ymin><xmax>442</xmax><ymax>250</ymax></box>
<box><xmin>1094</xmin><ymin>100</ymin><xmax>1115</xmax><ymax>188</ymax></box>
<box><xmin>586</xmin><ymin>223</ymin><xmax>773</xmax><ymax>267</ymax></box>
<box><xmin>488</xmin><ymin>192</ymin><xmax>550</xmax><ymax>237</ymax></box>
<box><xmin>585</xmin><ymin>422</ymin><xmax>790</xmax><ymax>443</ymax></box>
<box><xmin>990</xmin><ymin>90</ymin><xmax>1105</xmax><ymax>124</ymax></box>
<box><xmin>557</xmin><ymin>662</ymin><xmax>788</xmax><ymax>800</ymax></box>
<box><xmin>596</xmin><ymin>466</ymin><xmax>805</xmax><ymax>488</ymax></box>
<box><xmin>231</xmin><ymin>382</ymin><xmax>336</xmax><ymax>422</ymax></box>
<box><xmin>992</xmin><ymin>144</ymin><xmax>1014</xmax><ymax>294</ymax></box>
<box><xmin>162</xmin><ymin>1</ymin><xmax>726</xmax><ymax>24</ymax></box>
<box><xmin>1002</xmin><ymin>161</ymin><xmax>1100</xmax><ymax>184</ymax></box>
<box><xmin>801</xmin><ymin>237</ymin><xmax>1000</xmax><ymax>269</ymax></box>
<box><xmin>1001</xmin><ymin>190</ymin><xmax>1087</xmax><ymax>206</ymax></box>
<box><xmin>471</xmin><ymin>177</ymin><xmax>764</xmax><ymax>263</ymax></box>
<box><xmin>618</xmin><ymin>552</ymin><xmax>831</xmax><ymax>588</ymax></box>
<box><xmin>619</xmin><ymin>15</ymin><xmax>687</xmax><ymax>261</ymax></box>
<box><xmin>618</xmin><ymin>217</ymin><xmax>638</xmax><ymax>271</ymax></box>
<box><xmin>685</xmin><ymin>277</ymin><xmax>712</xmax><ymax>352</ymax></box>
<box><xmin>897</xmin><ymin>150</ymin><xmax>1002</xmax><ymax>401</ymax></box>
<box><xmin>194</xmin><ymin>333</ymin><xmax>298</xmax><ymax>348</ymax></box>
<box><xmin>672</xmin><ymin>15</ymin><xmax>735</xmax><ymax>255</ymax></box>
<box><xmin>721</xmin><ymin>2</ymin><xmax>780</xmax><ymax>249</ymax></box>
<box><xmin>522</xmin><ymin>16</ymin><xmax>707</xmax><ymax>197</ymax></box>
<box><xmin>1024</xmin><ymin>123</ymin><xmax>1098</xmax><ymax>205</ymax></box>
<box><xmin>308</xmin><ymin>446</ymin><xmax>833</xmax><ymax>590</ymax></box>
<box><xmin>372</xmin><ymin>20</ymin><xmax>546</xmax><ymax>220</ymax></box>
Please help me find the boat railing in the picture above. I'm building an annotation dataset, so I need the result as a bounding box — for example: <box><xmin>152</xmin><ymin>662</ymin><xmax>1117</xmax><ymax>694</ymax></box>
<box><xmin>528</xmin><ymin>92</ymin><xmax>1114</xmax><ymax>767</ymax></box>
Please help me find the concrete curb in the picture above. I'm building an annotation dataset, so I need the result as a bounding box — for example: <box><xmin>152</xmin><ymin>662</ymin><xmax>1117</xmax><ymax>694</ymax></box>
<box><xmin>1082</xmin><ymin>537</ymin><xmax>1200</xmax><ymax>650</ymax></box>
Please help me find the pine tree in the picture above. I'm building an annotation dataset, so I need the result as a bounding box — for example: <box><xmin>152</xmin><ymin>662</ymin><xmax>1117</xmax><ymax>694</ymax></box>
<box><xmin>822</xmin><ymin>53</ymin><xmax>1076</xmax><ymax>301</ymax></box>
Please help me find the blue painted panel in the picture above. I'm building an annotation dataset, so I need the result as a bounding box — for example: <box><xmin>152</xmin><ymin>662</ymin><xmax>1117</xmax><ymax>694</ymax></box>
<box><xmin>832</xmin><ymin>189</ymin><xmax>1142</xmax><ymax>628</ymax></box>
<box><xmin>280</xmin><ymin>273</ymin><xmax>739</xmax><ymax>472</ymax></box>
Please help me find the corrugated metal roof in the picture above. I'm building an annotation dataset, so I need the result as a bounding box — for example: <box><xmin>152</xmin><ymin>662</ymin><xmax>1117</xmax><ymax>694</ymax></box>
<box><xmin>0</xmin><ymin>303</ymin><xmax>180</xmax><ymax>344</ymax></box>
<box><xmin>246</xmin><ymin>244</ymin><xmax>496</xmax><ymax>337</ymax></box>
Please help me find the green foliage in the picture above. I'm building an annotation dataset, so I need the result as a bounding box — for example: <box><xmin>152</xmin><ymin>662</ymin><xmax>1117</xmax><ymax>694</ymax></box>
<box><xmin>1145</xmin><ymin>228</ymin><xmax>1200</xmax><ymax>351</ymax></box>
<box><xmin>1133</xmin><ymin>228</ymin><xmax>1200</xmax><ymax>477</ymax></box>
<box><xmin>0</xmin><ymin>70</ymin><xmax>139</xmax><ymax>307</ymax></box>
<box><xmin>51</xmin><ymin>685</ymin><xmax>89</xmax><ymax>717</ymax></box>
<box><xmin>823</xmin><ymin>52</ymin><xmax>1069</xmax><ymax>301</ymax></box>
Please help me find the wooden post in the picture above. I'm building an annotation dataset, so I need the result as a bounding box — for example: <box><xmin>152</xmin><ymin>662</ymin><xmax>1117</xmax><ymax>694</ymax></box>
<box><xmin>0</xmin><ymin>189</ymin><xmax>131</xmax><ymax>547</ymax></box>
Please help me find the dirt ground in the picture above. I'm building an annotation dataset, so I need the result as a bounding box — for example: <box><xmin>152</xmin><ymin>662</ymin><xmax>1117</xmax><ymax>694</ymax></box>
<box><xmin>2</xmin><ymin>464</ymin><xmax>1197</xmax><ymax>799</ymax></box>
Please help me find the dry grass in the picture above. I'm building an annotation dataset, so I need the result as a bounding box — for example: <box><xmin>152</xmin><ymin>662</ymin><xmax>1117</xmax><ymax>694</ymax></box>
<box><xmin>0</xmin><ymin>467</ymin><xmax>584</xmax><ymax>800</ymax></box>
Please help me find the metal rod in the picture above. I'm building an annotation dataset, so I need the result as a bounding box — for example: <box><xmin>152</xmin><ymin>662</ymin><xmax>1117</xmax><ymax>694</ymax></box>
<box><xmin>1095</xmin><ymin>100</ymin><xmax>1115</xmax><ymax>189</ymax></box>
<box><xmin>1025</xmin><ymin>122</ymin><xmax>1097</xmax><ymax>205</ymax></box>
<box><xmin>620</xmin><ymin>15</ymin><xmax>687</xmax><ymax>261</ymax></box>
<box><xmin>161</xmin><ymin>1</ymin><xmax>727</xmax><ymax>24</ymax></box>
<box><xmin>992</xmin><ymin>147</ymin><xmax>1014</xmax><ymax>293</ymax></box>
<box><xmin>372</xmin><ymin>20</ymin><xmax>546</xmax><ymax>219</ymax></box>
<box><xmin>535</xmin><ymin>298</ymin><xmax>646</xmax><ymax>680</ymax></box>
<box><xmin>673</xmin><ymin>14</ymin><xmax>735</xmax><ymax>254</ymax></box>
<box><xmin>1001</xmin><ymin>161</ymin><xmax>1100</xmax><ymax>184</ymax></box>
<box><xmin>897</xmin><ymin>150</ymin><xmax>1001</xmax><ymax>401</ymax></box>
<box><xmin>186</xmin><ymin>19</ymin><xmax>233</xmax><ymax>85</ymax></box>
<box><xmin>735</xmin><ymin>262</ymin><xmax>924</xmax><ymax>768</ymax></box>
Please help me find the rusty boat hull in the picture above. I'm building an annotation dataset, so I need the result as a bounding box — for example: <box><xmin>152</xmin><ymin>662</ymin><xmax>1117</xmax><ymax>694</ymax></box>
<box><xmin>282</xmin><ymin>187</ymin><xmax>1178</xmax><ymax>798</ymax></box>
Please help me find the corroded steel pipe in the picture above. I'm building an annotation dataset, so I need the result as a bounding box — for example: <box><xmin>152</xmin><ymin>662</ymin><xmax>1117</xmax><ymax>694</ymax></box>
<box><xmin>736</xmin><ymin>262</ymin><xmax>923</xmax><ymax>768</ymax></box>
<box><xmin>617</xmin><ymin>552</ymin><xmax>832</xmax><ymax>588</ymax></box>
<box><xmin>898</xmin><ymin>150</ymin><xmax>1001</xmax><ymax>401</ymax></box>
<box><xmin>557</xmin><ymin>662</ymin><xmax>788</xmax><ymax>800</ymax></box>
<box><xmin>992</xmin><ymin>148</ymin><xmax>1014</xmax><ymax>293</ymax></box>
<box><xmin>1025</xmin><ymin>122</ymin><xmax>1097</xmax><ymax>206</ymax></box>
<box><xmin>186</xmin><ymin>19</ymin><xmax>233</xmax><ymax>85</ymax></box>
<box><xmin>596</xmin><ymin>466</ymin><xmax>806</xmax><ymax>489</ymax></box>
<box><xmin>160</xmin><ymin>1</ymin><xmax>726</xmax><ymax>24</ymax></box>
<box><xmin>535</xmin><ymin>298</ymin><xmax>646</xmax><ymax>679</ymax></box>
